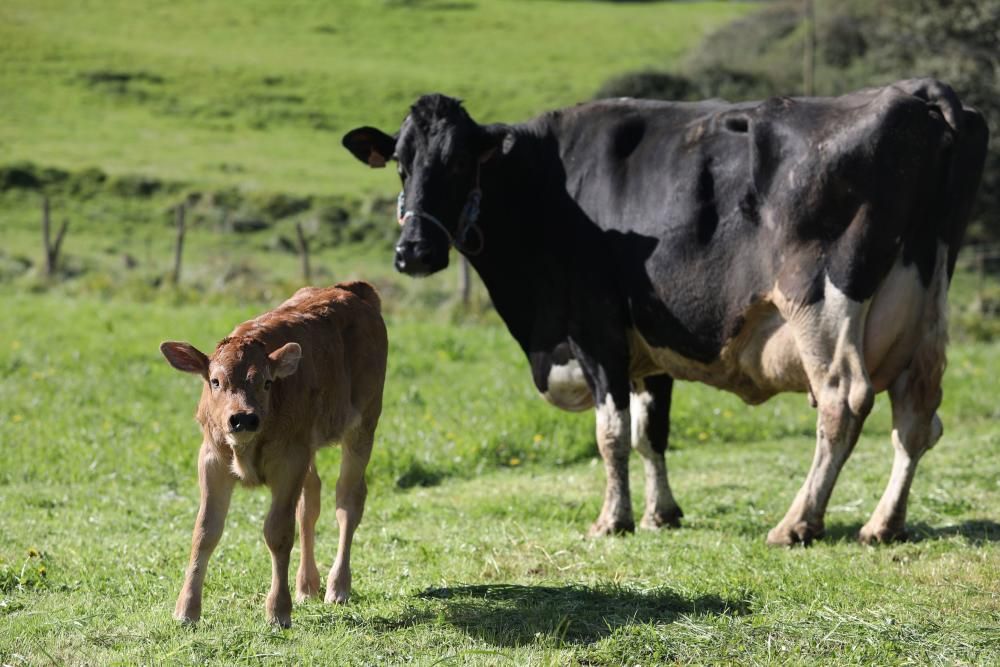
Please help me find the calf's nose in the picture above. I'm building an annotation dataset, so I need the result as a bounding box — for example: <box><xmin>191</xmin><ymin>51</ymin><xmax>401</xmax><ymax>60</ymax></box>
<box><xmin>229</xmin><ymin>412</ymin><xmax>260</xmax><ymax>432</ymax></box>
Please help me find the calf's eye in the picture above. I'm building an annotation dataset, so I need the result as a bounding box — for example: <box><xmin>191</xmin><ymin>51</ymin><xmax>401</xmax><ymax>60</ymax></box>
<box><xmin>211</xmin><ymin>378</ymin><xmax>220</xmax><ymax>388</ymax></box>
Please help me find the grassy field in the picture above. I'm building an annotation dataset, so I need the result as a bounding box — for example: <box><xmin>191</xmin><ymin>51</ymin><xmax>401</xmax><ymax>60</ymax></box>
<box><xmin>1</xmin><ymin>289</ymin><xmax>998</xmax><ymax>665</ymax></box>
<box><xmin>2</xmin><ymin>0</ymin><xmax>999</xmax><ymax>664</ymax></box>
<box><xmin>0</xmin><ymin>0</ymin><xmax>748</xmax><ymax>197</ymax></box>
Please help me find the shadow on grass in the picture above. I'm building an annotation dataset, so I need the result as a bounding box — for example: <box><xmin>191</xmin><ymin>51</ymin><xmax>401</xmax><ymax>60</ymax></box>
<box><xmin>359</xmin><ymin>583</ymin><xmax>751</xmax><ymax>647</ymax></box>
<box><xmin>824</xmin><ymin>519</ymin><xmax>1000</xmax><ymax>545</ymax></box>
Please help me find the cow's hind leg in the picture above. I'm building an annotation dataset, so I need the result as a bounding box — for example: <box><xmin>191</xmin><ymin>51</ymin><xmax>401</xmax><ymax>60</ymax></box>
<box><xmin>295</xmin><ymin>458</ymin><xmax>322</xmax><ymax>601</ymax></box>
<box><xmin>631</xmin><ymin>375</ymin><xmax>683</xmax><ymax>529</ymax></box>
<box><xmin>769</xmin><ymin>280</ymin><xmax>875</xmax><ymax>546</ymax></box>
<box><xmin>859</xmin><ymin>369</ymin><xmax>943</xmax><ymax>544</ymax></box>
<box><xmin>860</xmin><ymin>261</ymin><xmax>948</xmax><ymax>544</ymax></box>
<box><xmin>326</xmin><ymin>422</ymin><xmax>373</xmax><ymax>604</ymax></box>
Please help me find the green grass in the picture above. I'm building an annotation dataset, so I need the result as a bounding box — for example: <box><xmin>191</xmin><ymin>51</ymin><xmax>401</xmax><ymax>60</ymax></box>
<box><xmin>1</xmin><ymin>289</ymin><xmax>998</xmax><ymax>665</ymax></box>
<box><xmin>0</xmin><ymin>0</ymin><xmax>749</xmax><ymax>197</ymax></box>
<box><xmin>2</xmin><ymin>1</ymin><xmax>998</xmax><ymax>663</ymax></box>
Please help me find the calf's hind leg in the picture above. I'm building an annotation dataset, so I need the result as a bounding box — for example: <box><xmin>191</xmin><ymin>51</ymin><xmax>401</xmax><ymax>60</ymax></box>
<box><xmin>295</xmin><ymin>459</ymin><xmax>322</xmax><ymax>600</ymax></box>
<box><xmin>326</xmin><ymin>424</ymin><xmax>373</xmax><ymax>604</ymax></box>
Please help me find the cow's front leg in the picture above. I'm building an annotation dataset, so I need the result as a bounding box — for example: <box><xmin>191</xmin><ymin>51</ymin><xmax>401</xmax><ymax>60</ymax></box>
<box><xmin>631</xmin><ymin>375</ymin><xmax>683</xmax><ymax>529</ymax></box>
<box><xmin>589</xmin><ymin>390</ymin><xmax>635</xmax><ymax>537</ymax></box>
<box><xmin>264</xmin><ymin>460</ymin><xmax>308</xmax><ymax>628</ymax></box>
<box><xmin>175</xmin><ymin>442</ymin><xmax>235</xmax><ymax>623</ymax></box>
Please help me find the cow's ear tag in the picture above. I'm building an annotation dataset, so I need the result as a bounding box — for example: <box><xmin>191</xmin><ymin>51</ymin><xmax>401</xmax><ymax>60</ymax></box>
<box><xmin>368</xmin><ymin>150</ymin><xmax>387</xmax><ymax>168</ymax></box>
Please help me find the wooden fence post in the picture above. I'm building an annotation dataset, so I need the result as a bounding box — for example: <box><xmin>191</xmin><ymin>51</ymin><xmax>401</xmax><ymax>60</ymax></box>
<box><xmin>296</xmin><ymin>222</ymin><xmax>311</xmax><ymax>284</ymax></box>
<box><xmin>41</xmin><ymin>196</ymin><xmax>69</xmax><ymax>278</ymax></box>
<box><xmin>459</xmin><ymin>255</ymin><xmax>471</xmax><ymax>306</ymax></box>
<box><xmin>802</xmin><ymin>0</ymin><xmax>816</xmax><ymax>96</ymax></box>
<box><xmin>172</xmin><ymin>204</ymin><xmax>186</xmax><ymax>286</ymax></box>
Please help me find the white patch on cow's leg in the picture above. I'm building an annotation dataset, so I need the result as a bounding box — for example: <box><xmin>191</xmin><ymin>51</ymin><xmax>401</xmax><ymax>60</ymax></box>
<box><xmin>630</xmin><ymin>390</ymin><xmax>682</xmax><ymax>529</ymax></box>
<box><xmin>326</xmin><ymin>427</ymin><xmax>372</xmax><ymax>604</ymax></box>
<box><xmin>588</xmin><ymin>395</ymin><xmax>635</xmax><ymax>537</ymax></box>
<box><xmin>295</xmin><ymin>460</ymin><xmax>322</xmax><ymax>601</ymax></box>
<box><xmin>542</xmin><ymin>360</ymin><xmax>594</xmax><ymax>412</ymax></box>
<box><xmin>861</xmin><ymin>245</ymin><xmax>949</xmax><ymax>545</ymax></box>
<box><xmin>769</xmin><ymin>277</ymin><xmax>874</xmax><ymax>546</ymax></box>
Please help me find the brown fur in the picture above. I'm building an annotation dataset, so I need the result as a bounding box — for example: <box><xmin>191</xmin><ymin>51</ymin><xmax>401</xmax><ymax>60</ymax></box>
<box><xmin>161</xmin><ymin>282</ymin><xmax>387</xmax><ymax>627</ymax></box>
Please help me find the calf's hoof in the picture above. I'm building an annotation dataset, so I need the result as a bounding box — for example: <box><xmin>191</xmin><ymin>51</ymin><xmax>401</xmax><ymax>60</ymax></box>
<box><xmin>766</xmin><ymin>520</ymin><xmax>823</xmax><ymax>547</ymax></box>
<box><xmin>325</xmin><ymin>589</ymin><xmax>350</xmax><ymax>605</ymax></box>
<box><xmin>640</xmin><ymin>505</ymin><xmax>684</xmax><ymax>530</ymax></box>
<box><xmin>326</xmin><ymin>570</ymin><xmax>351</xmax><ymax>604</ymax></box>
<box><xmin>858</xmin><ymin>521</ymin><xmax>908</xmax><ymax>545</ymax></box>
<box><xmin>267</xmin><ymin>612</ymin><xmax>292</xmax><ymax>629</ymax></box>
<box><xmin>173</xmin><ymin>596</ymin><xmax>201</xmax><ymax>624</ymax></box>
<box><xmin>266</xmin><ymin>591</ymin><xmax>293</xmax><ymax>629</ymax></box>
<box><xmin>296</xmin><ymin>567</ymin><xmax>322</xmax><ymax>602</ymax></box>
<box><xmin>173</xmin><ymin>610</ymin><xmax>199</xmax><ymax>625</ymax></box>
<box><xmin>587</xmin><ymin>515</ymin><xmax>635</xmax><ymax>538</ymax></box>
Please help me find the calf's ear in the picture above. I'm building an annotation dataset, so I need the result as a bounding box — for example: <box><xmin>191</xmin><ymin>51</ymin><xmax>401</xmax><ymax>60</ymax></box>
<box><xmin>342</xmin><ymin>127</ymin><xmax>397</xmax><ymax>168</ymax></box>
<box><xmin>160</xmin><ymin>341</ymin><xmax>209</xmax><ymax>378</ymax></box>
<box><xmin>269</xmin><ymin>342</ymin><xmax>302</xmax><ymax>379</ymax></box>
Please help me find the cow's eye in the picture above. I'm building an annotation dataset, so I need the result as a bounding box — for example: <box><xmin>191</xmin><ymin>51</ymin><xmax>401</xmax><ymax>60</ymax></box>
<box><xmin>211</xmin><ymin>378</ymin><xmax>220</xmax><ymax>388</ymax></box>
<box><xmin>264</xmin><ymin>380</ymin><xmax>272</xmax><ymax>391</ymax></box>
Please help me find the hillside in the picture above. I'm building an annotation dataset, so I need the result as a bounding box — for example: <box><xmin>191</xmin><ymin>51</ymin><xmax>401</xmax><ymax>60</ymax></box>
<box><xmin>0</xmin><ymin>0</ymin><xmax>750</xmax><ymax>197</ymax></box>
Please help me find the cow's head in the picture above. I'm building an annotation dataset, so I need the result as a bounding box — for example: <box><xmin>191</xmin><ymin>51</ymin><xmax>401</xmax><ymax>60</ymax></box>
<box><xmin>160</xmin><ymin>338</ymin><xmax>301</xmax><ymax>448</ymax></box>
<box><xmin>343</xmin><ymin>94</ymin><xmax>511</xmax><ymax>276</ymax></box>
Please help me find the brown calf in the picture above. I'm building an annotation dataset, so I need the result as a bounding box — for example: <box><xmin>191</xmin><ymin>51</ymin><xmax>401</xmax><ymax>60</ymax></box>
<box><xmin>160</xmin><ymin>282</ymin><xmax>387</xmax><ymax>627</ymax></box>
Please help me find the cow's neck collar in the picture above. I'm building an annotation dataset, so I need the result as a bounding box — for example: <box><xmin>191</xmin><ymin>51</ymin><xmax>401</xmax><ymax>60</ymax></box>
<box><xmin>397</xmin><ymin>163</ymin><xmax>485</xmax><ymax>255</ymax></box>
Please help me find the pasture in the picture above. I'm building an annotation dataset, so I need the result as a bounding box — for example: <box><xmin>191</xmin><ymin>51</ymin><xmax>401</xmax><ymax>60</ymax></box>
<box><xmin>1</xmin><ymin>287</ymin><xmax>998</xmax><ymax>664</ymax></box>
<box><xmin>2</xmin><ymin>0</ymin><xmax>999</xmax><ymax>664</ymax></box>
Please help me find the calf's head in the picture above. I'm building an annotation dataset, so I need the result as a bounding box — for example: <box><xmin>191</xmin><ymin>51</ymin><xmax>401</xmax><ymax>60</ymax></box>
<box><xmin>343</xmin><ymin>94</ymin><xmax>511</xmax><ymax>276</ymax></box>
<box><xmin>160</xmin><ymin>338</ymin><xmax>301</xmax><ymax>447</ymax></box>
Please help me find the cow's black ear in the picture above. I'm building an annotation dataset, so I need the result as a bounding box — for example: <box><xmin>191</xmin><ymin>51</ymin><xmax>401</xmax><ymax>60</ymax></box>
<box><xmin>342</xmin><ymin>127</ymin><xmax>397</xmax><ymax>168</ymax></box>
<box><xmin>479</xmin><ymin>124</ymin><xmax>515</xmax><ymax>163</ymax></box>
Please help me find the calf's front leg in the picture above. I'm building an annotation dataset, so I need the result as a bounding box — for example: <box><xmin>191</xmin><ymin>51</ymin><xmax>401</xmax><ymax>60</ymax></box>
<box><xmin>264</xmin><ymin>461</ymin><xmax>309</xmax><ymax>628</ymax></box>
<box><xmin>175</xmin><ymin>442</ymin><xmax>235</xmax><ymax>623</ymax></box>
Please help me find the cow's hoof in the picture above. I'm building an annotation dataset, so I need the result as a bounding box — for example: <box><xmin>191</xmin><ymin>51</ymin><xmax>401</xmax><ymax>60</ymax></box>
<box><xmin>766</xmin><ymin>520</ymin><xmax>823</xmax><ymax>547</ymax></box>
<box><xmin>858</xmin><ymin>522</ymin><xmax>908</xmax><ymax>545</ymax></box>
<box><xmin>588</xmin><ymin>516</ymin><xmax>635</xmax><ymax>537</ymax></box>
<box><xmin>640</xmin><ymin>505</ymin><xmax>684</xmax><ymax>530</ymax></box>
<box><xmin>296</xmin><ymin>567</ymin><xmax>322</xmax><ymax>602</ymax></box>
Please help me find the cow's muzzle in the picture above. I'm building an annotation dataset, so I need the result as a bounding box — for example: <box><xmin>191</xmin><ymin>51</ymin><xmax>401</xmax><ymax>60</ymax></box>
<box><xmin>394</xmin><ymin>240</ymin><xmax>447</xmax><ymax>276</ymax></box>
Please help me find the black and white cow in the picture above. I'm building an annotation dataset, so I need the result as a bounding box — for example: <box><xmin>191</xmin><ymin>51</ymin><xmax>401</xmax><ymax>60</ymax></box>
<box><xmin>343</xmin><ymin>79</ymin><xmax>988</xmax><ymax>545</ymax></box>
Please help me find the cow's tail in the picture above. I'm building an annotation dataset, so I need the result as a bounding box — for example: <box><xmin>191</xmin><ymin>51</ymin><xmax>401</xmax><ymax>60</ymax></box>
<box><xmin>898</xmin><ymin>78</ymin><xmax>990</xmax><ymax>278</ymax></box>
<box><xmin>338</xmin><ymin>280</ymin><xmax>382</xmax><ymax>311</ymax></box>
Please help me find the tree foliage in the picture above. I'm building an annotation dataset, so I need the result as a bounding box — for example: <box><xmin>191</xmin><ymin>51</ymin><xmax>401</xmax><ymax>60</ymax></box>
<box><xmin>597</xmin><ymin>0</ymin><xmax>999</xmax><ymax>242</ymax></box>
